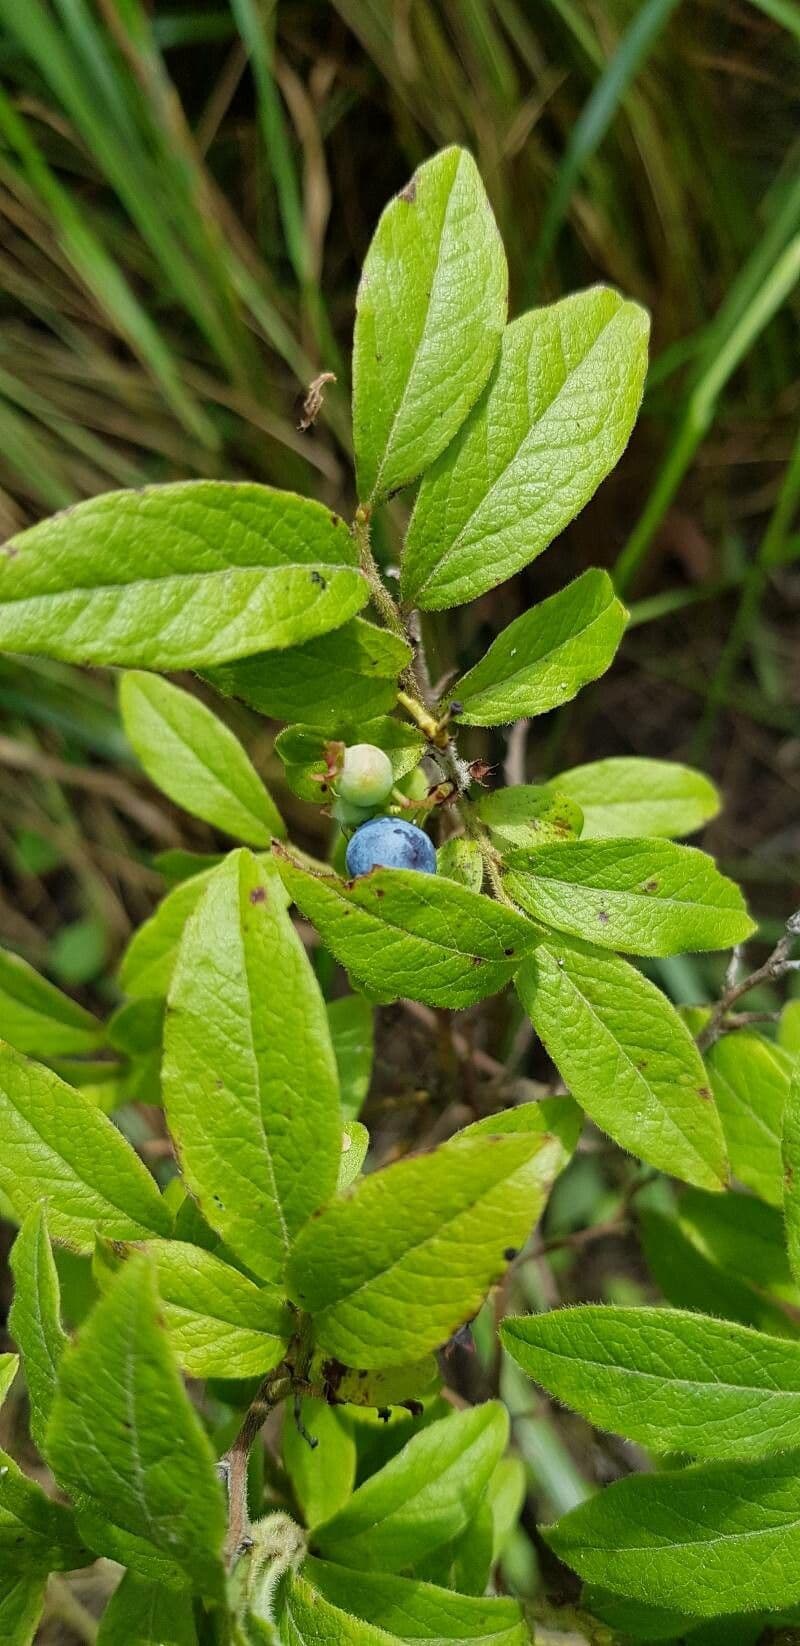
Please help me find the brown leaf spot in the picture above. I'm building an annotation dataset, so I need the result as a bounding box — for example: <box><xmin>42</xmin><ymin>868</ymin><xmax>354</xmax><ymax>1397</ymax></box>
<box><xmin>597</xmin><ymin>909</ymin><xmax>610</xmax><ymax>925</ymax></box>
<box><xmin>321</xmin><ymin>1357</ymin><xmax>346</xmax><ymax>1403</ymax></box>
<box><xmin>249</xmin><ymin>886</ymin><xmax>267</xmax><ymax>904</ymax></box>
<box><xmin>643</xmin><ymin>879</ymin><xmax>660</xmax><ymax>894</ymax></box>
<box><xmin>504</xmin><ymin>947</ymin><xmax>515</xmax><ymax>957</ymax></box>
<box><xmin>697</xmin><ymin>1085</ymin><xmax>713</xmax><ymax>1101</ymax></box>
<box><xmin>400</xmin><ymin>178</ymin><xmax>417</xmax><ymax>203</ymax></box>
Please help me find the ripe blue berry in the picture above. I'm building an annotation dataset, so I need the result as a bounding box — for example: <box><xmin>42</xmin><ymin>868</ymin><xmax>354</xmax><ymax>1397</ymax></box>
<box><xmin>345</xmin><ymin>817</ymin><xmax>437</xmax><ymax>878</ymax></box>
<box><xmin>337</xmin><ymin>743</ymin><xmax>394</xmax><ymax>807</ymax></box>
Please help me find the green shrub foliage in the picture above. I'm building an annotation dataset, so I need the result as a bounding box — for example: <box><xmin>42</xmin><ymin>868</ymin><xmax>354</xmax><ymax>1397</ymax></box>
<box><xmin>0</xmin><ymin>145</ymin><xmax>793</xmax><ymax>1645</ymax></box>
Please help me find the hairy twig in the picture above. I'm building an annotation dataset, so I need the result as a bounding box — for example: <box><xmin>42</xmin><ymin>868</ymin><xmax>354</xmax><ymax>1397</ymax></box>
<box><xmin>697</xmin><ymin>910</ymin><xmax>800</xmax><ymax>1053</ymax></box>
<box><xmin>220</xmin><ymin>1372</ymin><xmax>292</xmax><ymax>1567</ymax></box>
<box><xmin>352</xmin><ymin>507</ymin><xmax>520</xmax><ymax>909</ymax></box>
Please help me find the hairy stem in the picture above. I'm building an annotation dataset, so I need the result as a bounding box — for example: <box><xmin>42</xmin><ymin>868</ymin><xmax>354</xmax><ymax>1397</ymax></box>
<box><xmin>352</xmin><ymin>506</ymin><xmax>521</xmax><ymax>911</ymax></box>
<box><xmin>220</xmin><ymin>1372</ymin><xmax>292</xmax><ymax>1567</ymax></box>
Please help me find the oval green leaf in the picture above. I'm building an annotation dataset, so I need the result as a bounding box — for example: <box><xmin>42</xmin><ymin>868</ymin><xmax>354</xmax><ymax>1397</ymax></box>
<box><xmin>505</xmin><ymin>838</ymin><xmax>755</xmax><ymax>956</ymax></box>
<box><xmin>120</xmin><ymin>671</ymin><xmax>285</xmax><ymax>845</ymax></box>
<box><xmin>452</xmin><ymin>569</ymin><xmax>626</xmax><ymax>725</ymax></box>
<box><xmin>402</xmin><ymin>288</ymin><xmax>649</xmax><ymax>609</ymax></box>
<box><xmin>354</xmin><ymin>147</ymin><xmax>507</xmax><ymax>502</ymax></box>
<box><xmin>0</xmin><ymin>482</ymin><xmax>366</xmax><ymax>668</ymax></box>
<box><xmin>517</xmin><ymin>939</ymin><xmax>729</xmax><ymax>1191</ymax></box>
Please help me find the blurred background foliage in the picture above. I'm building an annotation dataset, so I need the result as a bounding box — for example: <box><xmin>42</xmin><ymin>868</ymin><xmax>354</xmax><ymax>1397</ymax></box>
<box><xmin>0</xmin><ymin>5</ymin><xmax>799</xmax><ymax>1628</ymax></box>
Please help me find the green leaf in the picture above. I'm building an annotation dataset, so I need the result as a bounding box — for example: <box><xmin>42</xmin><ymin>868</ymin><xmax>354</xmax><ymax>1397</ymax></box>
<box><xmin>152</xmin><ymin>849</ymin><xmax>225</xmax><ymax>886</ymax></box>
<box><xmin>119</xmin><ymin>869</ymin><xmax>220</xmax><ymax>1001</ymax></box>
<box><xmin>283</xmin><ymin>1401</ymin><xmax>356</xmax><ymax>1531</ymax></box>
<box><xmin>0</xmin><ymin>1440</ymin><xmax>89</xmax><ymax>1571</ymax></box>
<box><xmin>517</xmin><ymin>939</ymin><xmax>729</xmax><ymax>1191</ymax></box>
<box><xmin>97</xmin><ymin>1571</ymin><xmax>198</xmax><ymax>1646</ymax></box>
<box><xmin>0</xmin><ymin>1043</ymin><xmax>173</xmax><ymax>1248</ymax></box>
<box><xmin>677</xmin><ymin>1187</ymin><xmax>799</xmax><ymax>1304</ymax></box>
<box><xmin>402</xmin><ymin>287</ymin><xmax>649</xmax><ymax>610</ymax></box>
<box><xmin>108</xmin><ymin>997</ymin><xmax>164</xmax><ymax>1058</ymax></box>
<box><xmin>639</xmin><ymin>1208</ymin><xmax>798</xmax><ymax>1340</ymax></box>
<box><xmin>436</xmin><ymin>837</ymin><xmax>484</xmax><ymax>891</ymax></box>
<box><xmin>414</xmin><ymin>1500</ymin><xmax>495</xmax><ymax>1595</ymax></box>
<box><xmin>339</xmin><ymin>1120</ymin><xmax>370</xmax><ymax>1190</ymax></box>
<box><xmin>708</xmin><ymin>1031</ymin><xmax>792</xmax><ymax>1207</ymax></box>
<box><xmin>0</xmin><ymin>1354</ymin><xmax>18</xmax><ymax>1408</ymax></box>
<box><xmin>780</xmin><ymin>1002</ymin><xmax>800</xmax><ymax>1056</ymax></box>
<box><xmin>547</xmin><ymin>757</ymin><xmax>721</xmax><ymax>840</ymax></box>
<box><xmin>487</xmin><ymin>1455</ymin><xmax>526</xmax><ymax>1561</ymax></box>
<box><xmin>95</xmin><ymin>1239</ymin><xmax>291</xmax><ymax>1379</ymax></box>
<box><xmin>456</xmin><ymin>1095</ymin><xmax>583</xmax><ymax>1160</ymax></box>
<box><xmin>0</xmin><ymin>482</ymin><xmax>366</xmax><ymax>669</ymax></box>
<box><xmin>583</xmin><ymin>1587</ymin><xmax>734</xmax><ymax>1643</ymax></box>
<box><xmin>307</xmin><ymin>1352</ymin><xmax>440</xmax><ymax>1411</ymax></box>
<box><xmin>505</xmin><ymin>838</ymin><xmax>754</xmax><ymax>956</ymax></box>
<box><xmin>783</xmin><ymin>1058</ymin><xmax>800</xmax><ymax>1287</ymax></box>
<box><xmin>75</xmin><ymin>1503</ymin><xmax>187</xmax><ymax>1591</ymax></box>
<box><xmin>545</xmin><ymin>1449</ymin><xmax>800</xmax><ymax>1616</ymax></box>
<box><xmin>277</xmin><ymin>1569</ymin><xmax>388</xmax><ymax>1645</ymax></box>
<box><xmin>314</xmin><ymin>1402</ymin><xmax>508</xmax><ymax>1572</ymax></box>
<box><xmin>277</xmin><ymin>853</ymin><xmax>536</xmax><ymax>1009</ymax></box>
<box><xmin>0</xmin><ymin>1570</ymin><xmax>48</xmax><ymax>1646</ymax></box>
<box><xmin>0</xmin><ymin>946</ymin><xmax>102</xmax><ymax>1057</ymax></box>
<box><xmin>298</xmin><ymin>1558</ymin><xmax>526</xmax><ymax>1642</ymax></box>
<box><xmin>276</xmin><ymin>717</ymin><xmax>424</xmax><ymax>804</ymax></box>
<box><xmin>353</xmin><ymin>147</ymin><xmax>507</xmax><ymax>502</ymax></box>
<box><xmin>205</xmin><ymin>618</ymin><xmax>411</xmax><ymax>728</ymax></box>
<box><xmin>9</xmin><ymin>1206</ymin><xmax>67</xmax><ymax>1457</ymax></box>
<box><xmin>451</xmin><ymin>570</ymin><xmax>627</xmax><ymax>725</ymax></box>
<box><xmin>121</xmin><ymin>857</ymin><xmax>289</xmax><ymax>1000</ymax></box>
<box><xmin>477</xmin><ymin>786</ymin><xmax>583</xmax><ymax>852</ymax></box>
<box><xmin>163</xmin><ymin>850</ymin><xmax>341</xmax><ymax>1286</ymax></box>
<box><xmin>503</xmin><ymin>1304</ymin><xmax>800</xmax><ymax>1460</ymax></box>
<box><xmin>327</xmin><ymin>995</ymin><xmax>374</xmax><ymax>1123</ymax></box>
<box><xmin>47</xmin><ymin>1254</ymin><xmax>226</xmax><ymax>1600</ymax></box>
<box><xmin>120</xmin><ymin>672</ymin><xmax>284</xmax><ymax>845</ymax></box>
<box><xmin>288</xmin><ymin>1127</ymin><xmax>569</xmax><ymax>1366</ymax></box>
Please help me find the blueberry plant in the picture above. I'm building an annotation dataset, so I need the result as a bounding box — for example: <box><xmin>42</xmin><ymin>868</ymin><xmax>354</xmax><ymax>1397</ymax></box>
<box><xmin>0</xmin><ymin>145</ymin><xmax>798</xmax><ymax>1645</ymax></box>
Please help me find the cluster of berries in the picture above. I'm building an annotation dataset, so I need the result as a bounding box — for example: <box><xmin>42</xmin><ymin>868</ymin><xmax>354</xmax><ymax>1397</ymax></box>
<box><xmin>333</xmin><ymin>743</ymin><xmax>437</xmax><ymax>879</ymax></box>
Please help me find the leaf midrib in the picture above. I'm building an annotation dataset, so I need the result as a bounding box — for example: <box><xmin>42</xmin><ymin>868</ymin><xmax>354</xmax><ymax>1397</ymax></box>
<box><xmin>322</xmin><ymin>874</ymin><xmax>529</xmax><ymax>966</ymax></box>
<box><xmin>515</xmin><ymin>865</ymin><xmax>733</xmax><ymax>924</ymax></box>
<box><xmin>461</xmin><ymin>597</ymin><xmax>617</xmax><ymax>706</ymax></box>
<box><xmin>371</xmin><ymin>153</ymin><xmax>463</xmax><ymax>498</ymax></box>
<box><xmin>414</xmin><ymin>303</ymin><xmax>625</xmax><ymax>595</ymax></box>
<box><xmin>1</xmin><ymin>560</ymin><xmax>352</xmax><ymax>608</ymax></box>
<box><xmin>142</xmin><ymin>687</ymin><xmax>272</xmax><ymax>840</ymax></box>
<box><xmin>507</xmin><ymin>1331</ymin><xmax>800</xmax><ymax>1408</ymax></box>
<box><xmin>534</xmin><ymin>950</ymin><xmax>722</xmax><ymax>1185</ymax></box>
<box><xmin>0</xmin><ymin>1072</ymin><xmax>165</xmax><ymax>1234</ymax></box>
<box><xmin>320</xmin><ymin>1418</ymin><xmax>494</xmax><ymax>1549</ymax></box>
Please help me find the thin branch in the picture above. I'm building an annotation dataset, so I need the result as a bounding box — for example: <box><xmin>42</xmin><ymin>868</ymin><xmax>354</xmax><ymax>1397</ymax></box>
<box><xmin>697</xmin><ymin>911</ymin><xmax>800</xmax><ymax>1052</ymax></box>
